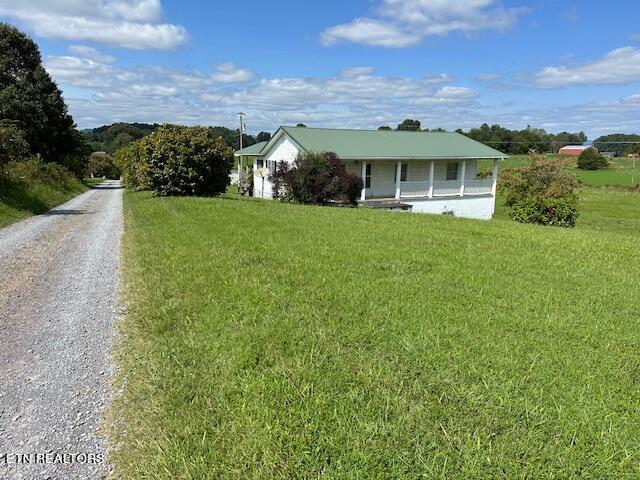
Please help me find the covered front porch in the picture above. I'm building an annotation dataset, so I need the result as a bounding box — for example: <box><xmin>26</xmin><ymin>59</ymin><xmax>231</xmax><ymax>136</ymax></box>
<box><xmin>351</xmin><ymin>158</ymin><xmax>500</xmax><ymax>201</ymax></box>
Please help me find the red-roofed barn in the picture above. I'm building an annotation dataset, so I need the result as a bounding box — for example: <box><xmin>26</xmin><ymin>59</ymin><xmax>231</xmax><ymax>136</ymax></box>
<box><xmin>559</xmin><ymin>145</ymin><xmax>598</xmax><ymax>156</ymax></box>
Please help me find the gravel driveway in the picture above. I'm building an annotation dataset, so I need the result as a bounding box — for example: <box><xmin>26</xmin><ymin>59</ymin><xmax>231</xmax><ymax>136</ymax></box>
<box><xmin>0</xmin><ymin>180</ymin><xmax>122</xmax><ymax>479</ymax></box>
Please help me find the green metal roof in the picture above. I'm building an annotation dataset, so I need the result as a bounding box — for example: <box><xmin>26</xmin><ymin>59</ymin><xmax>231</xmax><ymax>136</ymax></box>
<box><xmin>234</xmin><ymin>141</ymin><xmax>267</xmax><ymax>156</ymax></box>
<box><xmin>277</xmin><ymin>126</ymin><xmax>506</xmax><ymax>159</ymax></box>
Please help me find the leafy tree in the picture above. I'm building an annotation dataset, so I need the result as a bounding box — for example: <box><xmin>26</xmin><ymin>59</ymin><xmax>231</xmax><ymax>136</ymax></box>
<box><xmin>270</xmin><ymin>151</ymin><xmax>363</xmax><ymax>205</ymax></box>
<box><xmin>209</xmin><ymin>126</ymin><xmax>256</xmax><ymax>151</ymax></box>
<box><xmin>133</xmin><ymin>125</ymin><xmax>233</xmax><ymax>196</ymax></box>
<box><xmin>397</xmin><ymin>119</ymin><xmax>421</xmax><ymax>131</ymax></box>
<box><xmin>0</xmin><ymin>120</ymin><xmax>29</xmax><ymax>165</ymax></box>
<box><xmin>256</xmin><ymin>131</ymin><xmax>271</xmax><ymax>142</ymax></box>
<box><xmin>378</xmin><ymin>126</ymin><xmax>392</xmax><ymax>131</ymax></box>
<box><xmin>461</xmin><ymin>123</ymin><xmax>586</xmax><ymax>155</ymax></box>
<box><xmin>592</xmin><ymin>133</ymin><xmax>640</xmax><ymax>157</ymax></box>
<box><xmin>0</xmin><ymin>23</ymin><xmax>88</xmax><ymax>175</ymax></box>
<box><xmin>577</xmin><ymin>149</ymin><xmax>608</xmax><ymax>170</ymax></box>
<box><xmin>87</xmin><ymin>152</ymin><xmax>120</xmax><ymax>178</ymax></box>
<box><xmin>499</xmin><ymin>152</ymin><xmax>579</xmax><ymax>227</ymax></box>
<box><xmin>296</xmin><ymin>123</ymin><xmax>307</xmax><ymax>128</ymax></box>
<box><xmin>83</xmin><ymin>123</ymin><xmax>160</xmax><ymax>153</ymax></box>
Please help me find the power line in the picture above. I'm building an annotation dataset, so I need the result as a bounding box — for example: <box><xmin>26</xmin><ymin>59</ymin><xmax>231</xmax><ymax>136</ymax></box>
<box><xmin>468</xmin><ymin>141</ymin><xmax>640</xmax><ymax>145</ymax></box>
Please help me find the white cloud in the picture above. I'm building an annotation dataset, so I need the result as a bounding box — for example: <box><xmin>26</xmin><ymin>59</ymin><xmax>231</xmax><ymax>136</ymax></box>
<box><xmin>534</xmin><ymin>47</ymin><xmax>640</xmax><ymax>87</ymax></box>
<box><xmin>473</xmin><ymin>72</ymin><xmax>517</xmax><ymax>91</ymax></box>
<box><xmin>321</xmin><ymin>18</ymin><xmax>421</xmax><ymax>48</ymax></box>
<box><xmin>45</xmin><ymin>55</ymin><xmax>118</xmax><ymax>88</ymax></box>
<box><xmin>0</xmin><ymin>0</ymin><xmax>187</xmax><ymax>50</ymax></box>
<box><xmin>43</xmin><ymin>51</ymin><xmax>640</xmax><ymax>139</ymax></box>
<box><xmin>69</xmin><ymin>45</ymin><xmax>115</xmax><ymax>63</ymax></box>
<box><xmin>424</xmin><ymin>73</ymin><xmax>455</xmax><ymax>84</ymax></box>
<box><xmin>321</xmin><ymin>0</ymin><xmax>526</xmax><ymax>48</ymax></box>
<box><xmin>339</xmin><ymin>66</ymin><xmax>375</xmax><ymax>78</ymax></box>
<box><xmin>211</xmin><ymin>63</ymin><xmax>255</xmax><ymax>84</ymax></box>
<box><xmin>45</xmin><ymin>53</ymin><xmax>479</xmax><ymax>131</ymax></box>
<box><xmin>475</xmin><ymin>73</ymin><xmax>501</xmax><ymax>82</ymax></box>
<box><xmin>495</xmin><ymin>93</ymin><xmax>640</xmax><ymax>138</ymax></box>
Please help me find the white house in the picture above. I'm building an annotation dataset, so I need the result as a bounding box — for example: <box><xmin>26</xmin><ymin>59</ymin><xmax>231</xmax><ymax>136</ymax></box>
<box><xmin>234</xmin><ymin>126</ymin><xmax>507</xmax><ymax>220</ymax></box>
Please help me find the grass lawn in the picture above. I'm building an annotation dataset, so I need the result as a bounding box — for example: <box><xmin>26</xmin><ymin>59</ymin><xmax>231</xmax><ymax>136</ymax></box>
<box><xmin>113</xmin><ymin>189</ymin><xmax>640</xmax><ymax>478</ymax></box>
<box><xmin>0</xmin><ymin>162</ymin><xmax>88</xmax><ymax>229</ymax></box>
<box><xmin>569</xmin><ymin>156</ymin><xmax>638</xmax><ymax>187</ymax></box>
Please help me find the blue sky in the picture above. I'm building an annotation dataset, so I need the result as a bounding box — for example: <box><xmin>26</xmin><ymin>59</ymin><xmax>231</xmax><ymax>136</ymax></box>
<box><xmin>0</xmin><ymin>0</ymin><xmax>639</xmax><ymax>138</ymax></box>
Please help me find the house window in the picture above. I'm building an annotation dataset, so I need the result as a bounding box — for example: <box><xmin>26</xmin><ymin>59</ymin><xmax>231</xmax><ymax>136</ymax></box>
<box><xmin>365</xmin><ymin>163</ymin><xmax>372</xmax><ymax>188</ymax></box>
<box><xmin>256</xmin><ymin>159</ymin><xmax>264</xmax><ymax>169</ymax></box>
<box><xmin>399</xmin><ymin>163</ymin><xmax>408</xmax><ymax>182</ymax></box>
<box><xmin>446</xmin><ymin>162</ymin><xmax>459</xmax><ymax>180</ymax></box>
<box><xmin>267</xmin><ymin>160</ymin><xmax>277</xmax><ymax>174</ymax></box>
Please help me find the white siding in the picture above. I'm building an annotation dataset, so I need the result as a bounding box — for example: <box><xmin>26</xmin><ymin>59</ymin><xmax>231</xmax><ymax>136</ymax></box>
<box><xmin>406</xmin><ymin>161</ymin><xmax>428</xmax><ymax>182</ymax></box>
<box><xmin>263</xmin><ymin>135</ymin><xmax>299</xmax><ymax>164</ymax></box>
<box><xmin>370</xmin><ymin>161</ymin><xmax>396</xmax><ymax>198</ymax></box>
<box><xmin>253</xmin><ymin>134</ymin><xmax>300</xmax><ymax>198</ymax></box>
<box><xmin>433</xmin><ymin>159</ymin><xmax>477</xmax><ymax>181</ymax></box>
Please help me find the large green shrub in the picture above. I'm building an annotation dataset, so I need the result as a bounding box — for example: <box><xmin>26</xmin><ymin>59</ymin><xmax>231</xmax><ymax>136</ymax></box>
<box><xmin>509</xmin><ymin>197</ymin><xmax>578</xmax><ymax>228</ymax></box>
<box><xmin>145</xmin><ymin>125</ymin><xmax>233</xmax><ymax>196</ymax></box>
<box><xmin>270</xmin><ymin>151</ymin><xmax>363</xmax><ymax>205</ymax></box>
<box><xmin>114</xmin><ymin>125</ymin><xmax>233</xmax><ymax>196</ymax></box>
<box><xmin>500</xmin><ymin>152</ymin><xmax>580</xmax><ymax>227</ymax></box>
<box><xmin>1</xmin><ymin>157</ymin><xmax>79</xmax><ymax>188</ymax></box>
<box><xmin>114</xmin><ymin>141</ymin><xmax>149</xmax><ymax>191</ymax></box>
<box><xmin>577</xmin><ymin>149</ymin><xmax>608</xmax><ymax>170</ymax></box>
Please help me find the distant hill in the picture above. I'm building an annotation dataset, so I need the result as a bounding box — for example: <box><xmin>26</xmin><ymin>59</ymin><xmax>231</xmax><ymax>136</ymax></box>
<box><xmin>82</xmin><ymin>123</ymin><xmax>160</xmax><ymax>153</ymax></box>
<box><xmin>593</xmin><ymin>134</ymin><xmax>640</xmax><ymax>157</ymax></box>
<box><xmin>83</xmin><ymin>123</ymin><xmax>258</xmax><ymax>153</ymax></box>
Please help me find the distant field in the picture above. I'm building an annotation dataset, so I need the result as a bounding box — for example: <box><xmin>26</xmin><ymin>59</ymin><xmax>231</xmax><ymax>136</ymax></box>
<box><xmin>492</xmin><ymin>187</ymin><xmax>640</xmax><ymax>235</ymax></box>
<box><xmin>479</xmin><ymin>155</ymin><xmax>639</xmax><ymax>187</ymax></box>
<box><xmin>113</xmin><ymin>189</ymin><xmax>640</xmax><ymax>479</ymax></box>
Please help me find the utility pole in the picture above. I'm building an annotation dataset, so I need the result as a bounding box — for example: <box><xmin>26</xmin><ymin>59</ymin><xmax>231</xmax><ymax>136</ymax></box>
<box><xmin>237</xmin><ymin>112</ymin><xmax>245</xmax><ymax>193</ymax></box>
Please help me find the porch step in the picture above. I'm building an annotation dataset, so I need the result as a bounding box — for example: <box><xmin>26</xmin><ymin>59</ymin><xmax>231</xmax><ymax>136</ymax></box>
<box><xmin>358</xmin><ymin>200</ymin><xmax>413</xmax><ymax>211</ymax></box>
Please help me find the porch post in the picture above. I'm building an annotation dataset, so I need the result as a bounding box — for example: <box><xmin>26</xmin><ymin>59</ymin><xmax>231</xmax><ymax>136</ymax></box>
<box><xmin>395</xmin><ymin>160</ymin><xmax>401</xmax><ymax>199</ymax></box>
<box><xmin>491</xmin><ymin>158</ymin><xmax>499</xmax><ymax>196</ymax></box>
<box><xmin>428</xmin><ymin>159</ymin><xmax>434</xmax><ymax>198</ymax></box>
<box><xmin>459</xmin><ymin>159</ymin><xmax>466</xmax><ymax>197</ymax></box>
<box><xmin>360</xmin><ymin>162</ymin><xmax>367</xmax><ymax>201</ymax></box>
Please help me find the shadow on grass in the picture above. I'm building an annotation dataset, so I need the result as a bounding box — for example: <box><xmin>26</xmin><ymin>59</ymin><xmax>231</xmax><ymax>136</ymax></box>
<box><xmin>0</xmin><ymin>179</ymin><xmax>51</xmax><ymax>215</ymax></box>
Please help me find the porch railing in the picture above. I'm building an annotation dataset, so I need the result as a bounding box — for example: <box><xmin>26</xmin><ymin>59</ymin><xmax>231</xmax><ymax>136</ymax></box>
<box><xmin>399</xmin><ymin>181</ymin><xmax>430</xmax><ymax>198</ymax></box>
<box><xmin>399</xmin><ymin>179</ymin><xmax>493</xmax><ymax>198</ymax></box>
<box><xmin>432</xmin><ymin>181</ymin><xmax>461</xmax><ymax>196</ymax></box>
<box><xmin>463</xmin><ymin>179</ymin><xmax>493</xmax><ymax>195</ymax></box>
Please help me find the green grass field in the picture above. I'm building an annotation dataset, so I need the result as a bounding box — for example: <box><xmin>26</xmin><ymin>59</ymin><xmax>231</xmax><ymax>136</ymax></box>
<box><xmin>480</xmin><ymin>155</ymin><xmax>639</xmax><ymax>188</ymax></box>
<box><xmin>0</xmin><ymin>161</ymin><xmax>88</xmax><ymax>228</ymax></box>
<box><xmin>112</xmin><ymin>187</ymin><xmax>640</xmax><ymax>479</ymax></box>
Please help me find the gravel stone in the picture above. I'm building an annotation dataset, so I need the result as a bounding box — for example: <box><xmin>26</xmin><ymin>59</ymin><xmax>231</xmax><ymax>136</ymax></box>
<box><xmin>0</xmin><ymin>181</ymin><xmax>122</xmax><ymax>479</ymax></box>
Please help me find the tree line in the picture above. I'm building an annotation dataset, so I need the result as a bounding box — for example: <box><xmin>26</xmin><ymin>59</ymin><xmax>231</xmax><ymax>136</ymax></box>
<box><xmin>378</xmin><ymin>119</ymin><xmax>589</xmax><ymax>155</ymax></box>
<box><xmin>83</xmin><ymin>123</ymin><xmax>273</xmax><ymax>154</ymax></box>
